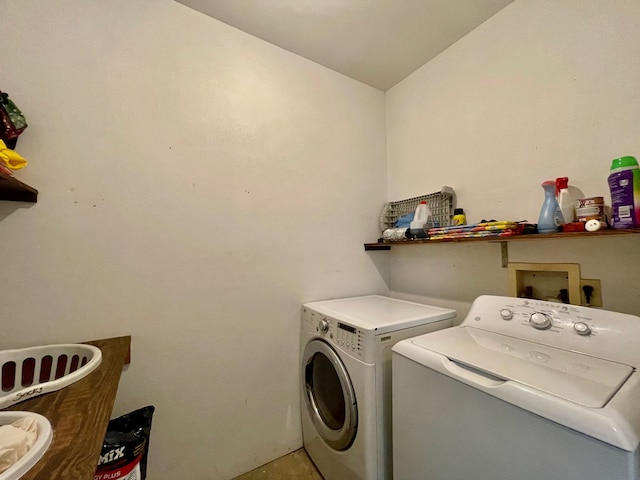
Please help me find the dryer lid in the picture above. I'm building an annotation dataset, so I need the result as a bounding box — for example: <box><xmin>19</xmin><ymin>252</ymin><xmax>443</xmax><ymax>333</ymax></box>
<box><xmin>304</xmin><ymin>295</ymin><xmax>455</xmax><ymax>334</ymax></box>
<box><xmin>407</xmin><ymin>326</ymin><xmax>633</xmax><ymax>408</ymax></box>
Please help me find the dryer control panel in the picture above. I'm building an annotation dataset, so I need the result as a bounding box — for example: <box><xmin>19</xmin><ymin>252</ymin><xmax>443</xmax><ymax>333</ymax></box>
<box><xmin>302</xmin><ymin>307</ymin><xmax>365</xmax><ymax>359</ymax></box>
<box><xmin>462</xmin><ymin>295</ymin><xmax>640</xmax><ymax>368</ymax></box>
<box><xmin>335</xmin><ymin>322</ymin><xmax>360</xmax><ymax>353</ymax></box>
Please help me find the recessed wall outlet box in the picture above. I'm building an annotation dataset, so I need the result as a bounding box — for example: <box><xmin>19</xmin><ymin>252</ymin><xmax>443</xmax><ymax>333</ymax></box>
<box><xmin>508</xmin><ymin>262</ymin><xmax>581</xmax><ymax>305</ymax></box>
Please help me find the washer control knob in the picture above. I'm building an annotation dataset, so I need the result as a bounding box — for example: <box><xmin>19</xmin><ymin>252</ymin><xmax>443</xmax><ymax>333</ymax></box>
<box><xmin>529</xmin><ymin>312</ymin><xmax>553</xmax><ymax>330</ymax></box>
<box><xmin>318</xmin><ymin>318</ymin><xmax>330</xmax><ymax>334</ymax></box>
<box><xmin>573</xmin><ymin>322</ymin><xmax>592</xmax><ymax>336</ymax></box>
<box><xmin>500</xmin><ymin>308</ymin><xmax>514</xmax><ymax>320</ymax></box>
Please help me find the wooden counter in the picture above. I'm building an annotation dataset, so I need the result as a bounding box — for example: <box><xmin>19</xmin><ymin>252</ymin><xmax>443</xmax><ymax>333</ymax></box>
<box><xmin>6</xmin><ymin>336</ymin><xmax>131</xmax><ymax>480</ymax></box>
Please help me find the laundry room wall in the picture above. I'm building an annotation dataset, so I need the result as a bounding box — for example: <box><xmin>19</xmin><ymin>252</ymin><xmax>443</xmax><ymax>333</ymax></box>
<box><xmin>0</xmin><ymin>1</ymin><xmax>388</xmax><ymax>479</ymax></box>
<box><xmin>386</xmin><ymin>0</ymin><xmax>640</xmax><ymax>319</ymax></box>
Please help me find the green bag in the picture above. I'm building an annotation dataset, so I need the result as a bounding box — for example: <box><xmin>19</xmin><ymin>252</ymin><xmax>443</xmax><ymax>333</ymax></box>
<box><xmin>0</xmin><ymin>90</ymin><xmax>27</xmax><ymax>148</ymax></box>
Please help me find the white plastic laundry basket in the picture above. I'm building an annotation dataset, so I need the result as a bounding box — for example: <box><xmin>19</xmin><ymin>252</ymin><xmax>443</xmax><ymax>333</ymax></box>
<box><xmin>0</xmin><ymin>344</ymin><xmax>102</xmax><ymax>409</ymax></box>
<box><xmin>0</xmin><ymin>411</ymin><xmax>52</xmax><ymax>480</ymax></box>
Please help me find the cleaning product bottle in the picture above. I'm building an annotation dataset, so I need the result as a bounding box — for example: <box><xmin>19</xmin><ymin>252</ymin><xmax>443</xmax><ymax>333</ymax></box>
<box><xmin>555</xmin><ymin>177</ymin><xmax>574</xmax><ymax>223</ymax></box>
<box><xmin>538</xmin><ymin>180</ymin><xmax>564</xmax><ymax>233</ymax></box>
<box><xmin>453</xmin><ymin>208</ymin><xmax>466</xmax><ymax>225</ymax></box>
<box><xmin>410</xmin><ymin>200</ymin><xmax>430</xmax><ymax>238</ymax></box>
<box><xmin>608</xmin><ymin>155</ymin><xmax>640</xmax><ymax>229</ymax></box>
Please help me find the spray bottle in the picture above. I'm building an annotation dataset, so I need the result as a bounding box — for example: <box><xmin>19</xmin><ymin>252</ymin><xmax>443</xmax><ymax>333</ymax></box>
<box><xmin>538</xmin><ymin>181</ymin><xmax>564</xmax><ymax>233</ymax></box>
<box><xmin>555</xmin><ymin>177</ymin><xmax>573</xmax><ymax>223</ymax></box>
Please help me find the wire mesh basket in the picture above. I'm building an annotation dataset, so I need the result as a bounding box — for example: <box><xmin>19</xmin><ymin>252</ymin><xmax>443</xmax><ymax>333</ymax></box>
<box><xmin>379</xmin><ymin>186</ymin><xmax>456</xmax><ymax>233</ymax></box>
<box><xmin>0</xmin><ymin>344</ymin><xmax>102</xmax><ymax>408</ymax></box>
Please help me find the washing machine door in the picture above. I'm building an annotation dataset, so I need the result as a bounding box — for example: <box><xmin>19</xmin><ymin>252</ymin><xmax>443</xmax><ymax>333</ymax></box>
<box><xmin>302</xmin><ymin>339</ymin><xmax>358</xmax><ymax>451</ymax></box>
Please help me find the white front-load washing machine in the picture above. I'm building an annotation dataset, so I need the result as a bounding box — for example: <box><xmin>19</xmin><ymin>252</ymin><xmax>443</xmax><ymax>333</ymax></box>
<box><xmin>300</xmin><ymin>295</ymin><xmax>456</xmax><ymax>480</ymax></box>
<box><xmin>392</xmin><ymin>295</ymin><xmax>640</xmax><ymax>480</ymax></box>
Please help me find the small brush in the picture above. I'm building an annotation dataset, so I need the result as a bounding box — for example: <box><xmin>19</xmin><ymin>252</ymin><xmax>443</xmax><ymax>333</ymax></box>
<box><xmin>582</xmin><ymin>285</ymin><xmax>594</xmax><ymax>307</ymax></box>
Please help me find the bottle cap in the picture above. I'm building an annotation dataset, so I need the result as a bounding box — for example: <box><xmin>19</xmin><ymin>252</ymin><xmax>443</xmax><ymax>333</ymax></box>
<box><xmin>454</xmin><ymin>208</ymin><xmax>464</xmax><ymax>215</ymax></box>
<box><xmin>419</xmin><ymin>200</ymin><xmax>427</xmax><ymax>204</ymax></box>
<box><xmin>555</xmin><ymin>177</ymin><xmax>568</xmax><ymax>189</ymax></box>
<box><xmin>610</xmin><ymin>156</ymin><xmax>639</xmax><ymax>170</ymax></box>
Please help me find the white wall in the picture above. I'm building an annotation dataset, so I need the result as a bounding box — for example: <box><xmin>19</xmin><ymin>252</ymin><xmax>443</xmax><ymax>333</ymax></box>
<box><xmin>386</xmin><ymin>0</ymin><xmax>640</xmax><ymax>319</ymax></box>
<box><xmin>3</xmin><ymin>0</ymin><xmax>640</xmax><ymax>477</ymax></box>
<box><xmin>0</xmin><ymin>1</ymin><xmax>388</xmax><ymax>478</ymax></box>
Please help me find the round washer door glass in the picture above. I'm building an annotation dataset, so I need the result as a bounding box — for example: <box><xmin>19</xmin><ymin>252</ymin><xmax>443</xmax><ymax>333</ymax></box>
<box><xmin>302</xmin><ymin>339</ymin><xmax>357</xmax><ymax>451</ymax></box>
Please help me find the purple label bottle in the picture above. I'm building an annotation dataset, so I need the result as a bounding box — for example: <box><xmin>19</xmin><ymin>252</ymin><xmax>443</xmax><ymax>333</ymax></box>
<box><xmin>608</xmin><ymin>156</ymin><xmax>640</xmax><ymax>229</ymax></box>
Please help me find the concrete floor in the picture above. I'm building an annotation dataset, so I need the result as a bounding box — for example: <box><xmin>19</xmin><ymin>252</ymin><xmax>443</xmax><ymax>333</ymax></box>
<box><xmin>233</xmin><ymin>449</ymin><xmax>323</xmax><ymax>480</ymax></box>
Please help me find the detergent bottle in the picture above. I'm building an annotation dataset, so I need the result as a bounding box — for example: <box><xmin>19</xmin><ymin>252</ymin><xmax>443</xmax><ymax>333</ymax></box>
<box><xmin>608</xmin><ymin>156</ymin><xmax>640</xmax><ymax>229</ymax></box>
<box><xmin>410</xmin><ymin>201</ymin><xmax>431</xmax><ymax>238</ymax></box>
<box><xmin>555</xmin><ymin>177</ymin><xmax>574</xmax><ymax>223</ymax></box>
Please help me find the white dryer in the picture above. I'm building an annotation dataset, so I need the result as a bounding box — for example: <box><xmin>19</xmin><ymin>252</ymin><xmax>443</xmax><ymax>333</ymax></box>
<box><xmin>300</xmin><ymin>295</ymin><xmax>456</xmax><ymax>480</ymax></box>
<box><xmin>392</xmin><ymin>295</ymin><xmax>640</xmax><ymax>480</ymax></box>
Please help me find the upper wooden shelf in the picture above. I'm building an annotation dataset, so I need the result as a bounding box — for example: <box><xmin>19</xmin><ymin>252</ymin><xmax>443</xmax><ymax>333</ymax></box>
<box><xmin>6</xmin><ymin>336</ymin><xmax>131</xmax><ymax>480</ymax></box>
<box><xmin>364</xmin><ymin>228</ymin><xmax>640</xmax><ymax>250</ymax></box>
<box><xmin>0</xmin><ymin>171</ymin><xmax>38</xmax><ymax>202</ymax></box>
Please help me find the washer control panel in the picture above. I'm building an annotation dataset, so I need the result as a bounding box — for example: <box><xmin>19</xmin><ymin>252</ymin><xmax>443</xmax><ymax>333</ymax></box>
<box><xmin>476</xmin><ymin>299</ymin><xmax>597</xmax><ymax>337</ymax></box>
<box><xmin>461</xmin><ymin>295</ymin><xmax>640</xmax><ymax>367</ymax></box>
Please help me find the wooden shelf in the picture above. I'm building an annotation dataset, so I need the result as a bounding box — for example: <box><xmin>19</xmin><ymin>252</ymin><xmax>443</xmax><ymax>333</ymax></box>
<box><xmin>6</xmin><ymin>336</ymin><xmax>131</xmax><ymax>480</ymax></box>
<box><xmin>0</xmin><ymin>171</ymin><xmax>38</xmax><ymax>202</ymax></box>
<box><xmin>364</xmin><ymin>228</ymin><xmax>640</xmax><ymax>251</ymax></box>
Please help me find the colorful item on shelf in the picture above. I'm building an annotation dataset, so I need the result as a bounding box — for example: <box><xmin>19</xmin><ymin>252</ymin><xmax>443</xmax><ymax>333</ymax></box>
<box><xmin>0</xmin><ymin>139</ymin><xmax>27</xmax><ymax>170</ymax></box>
<box><xmin>427</xmin><ymin>221</ymin><xmax>521</xmax><ymax>240</ymax></box>
<box><xmin>0</xmin><ymin>91</ymin><xmax>27</xmax><ymax>144</ymax></box>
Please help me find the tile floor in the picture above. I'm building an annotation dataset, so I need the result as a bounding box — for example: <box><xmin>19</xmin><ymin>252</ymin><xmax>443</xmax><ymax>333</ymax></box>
<box><xmin>232</xmin><ymin>449</ymin><xmax>323</xmax><ymax>480</ymax></box>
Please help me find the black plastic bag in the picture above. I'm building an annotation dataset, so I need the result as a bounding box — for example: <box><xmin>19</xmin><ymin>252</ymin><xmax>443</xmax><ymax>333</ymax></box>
<box><xmin>95</xmin><ymin>406</ymin><xmax>155</xmax><ymax>480</ymax></box>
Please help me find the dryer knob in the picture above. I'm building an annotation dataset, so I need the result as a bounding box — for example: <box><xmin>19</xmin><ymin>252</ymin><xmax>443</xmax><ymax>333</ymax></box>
<box><xmin>318</xmin><ymin>319</ymin><xmax>330</xmax><ymax>334</ymax></box>
<box><xmin>529</xmin><ymin>312</ymin><xmax>553</xmax><ymax>330</ymax></box>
